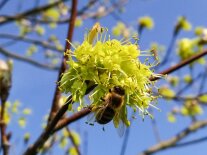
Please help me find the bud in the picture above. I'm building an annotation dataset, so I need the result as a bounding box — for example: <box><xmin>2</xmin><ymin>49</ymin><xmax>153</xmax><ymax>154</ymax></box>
<box><xmin>0</xmin><ymin>59</ymin><xmax>12</xmax><ymax>103</ymax></box>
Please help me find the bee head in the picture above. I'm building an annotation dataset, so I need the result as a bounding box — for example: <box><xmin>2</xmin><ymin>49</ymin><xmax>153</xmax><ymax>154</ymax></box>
<box><xmin>110</xmin><ymin>86</ymin><xmax>125</xmax><ymax>96</ymax></box>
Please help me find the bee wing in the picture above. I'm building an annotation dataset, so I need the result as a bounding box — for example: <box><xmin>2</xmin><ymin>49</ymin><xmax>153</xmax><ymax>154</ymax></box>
<box><xmin>86</xmin><ymin>112</ymin><xmax>96</xmax><ymax>125</ymax></box>
<box><xmin>116</xmin><ymin>118</ymin><xmax>126</xmax><ymax>137</ymax></box>
<box><xmin>113</xmin><ymin>109</ymin><xmax>126</xmax><ymax>137</ymax></box>
<box><xmin>86</xmin><ymin>104</ymin><xmax>106</xmax><ymax>124</ymax></box>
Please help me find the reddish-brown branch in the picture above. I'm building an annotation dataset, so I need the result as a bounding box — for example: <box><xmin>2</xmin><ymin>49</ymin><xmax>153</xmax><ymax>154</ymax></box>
<box><xmin>53</xmin><ymin>108</ymin><xmax>91</xmax><ymax>133</ymax></box>
<box><xmin>151</xmin><ymin>50</ymin><xmax>207</xmax><ymax>81</ymax></box>
<box><xmin>48</xmin><ymin>0</ymin><xmax>78</xmax><ymax>123</ymax></box>
<box><xmin>23</xmin><ymin>97</ymin><xmax>72</xmax><ymax>155</ymax></box>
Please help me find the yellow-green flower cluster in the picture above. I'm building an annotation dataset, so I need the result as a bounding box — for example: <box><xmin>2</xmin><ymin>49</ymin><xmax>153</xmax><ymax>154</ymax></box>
<box><xmin>59</xmin><ymin>23</ymin><xmax>158</xmax><ymax>119</ymax></box>
<box><xmin>112</xmin><ymin>22</ymin><xmax>130</xmax><ymax>38</ymax></box>
<box><xmin>138</xmin><ymin>16</ymin><xmax>154</xmax><ymax>29</ymax></box>
<box><xmin>176</xmin><ymin>16</ymin><xmax>192</xmax><ymax>32</ymax></box>
<box><xmin>181</xmin><ymin>100</ymin><xmax>203</xmax><ymax>116</ymax></box>
<box><xmin>177</xmin><ymin>38</ymin><xmax>205</xmax><ymax>64</ymax></box>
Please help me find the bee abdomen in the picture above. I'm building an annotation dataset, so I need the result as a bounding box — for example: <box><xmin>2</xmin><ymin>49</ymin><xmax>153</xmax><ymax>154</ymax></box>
<box><xmin>96</xmin><ymin>107</ymin><xmax>115</xmax><ymax>124</ymax></box>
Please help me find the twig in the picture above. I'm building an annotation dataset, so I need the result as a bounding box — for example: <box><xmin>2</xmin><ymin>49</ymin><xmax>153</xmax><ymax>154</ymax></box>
<box><xmin>161</xmin><ymin>92</ymin><xmax>207</xmax><ymax>105</ymax></box>
<box><xmin>66</xmin><ymin>127</ymin><xmax>81</xmax><ymax>155</ymax></box>
<box><xmin>176</xmin><ymin>72</ymin><xmax>203</xmax><ymax>95</ymax></box>
<box><xmin>0</xmin><ymin>34</ymin><xmax>63</xmax><ymax>52</ymax></box>
<box><xmin>172</xmin><ymin>136</ymin><xmax>207</xmax><ymax>148</ymax></box>
<box><xmin>0</xmin><ymin>47</ymin><xmax>59</xmax><ymax>71</ymax></box>
<box><xmin>139</xmin><ymin>120</ymin><xmax>207</xmax><ymax>155</ymax></box>
<box><xmin>150</xmin><ymin>50</ymin><xmax>207</xmax><ymax>81</ymax></box>
<box><xmin>150</xmin><ymin>117</ymin><xmax>161</xmax><ymax>142</ymax></box>
<box><xmin>27</xmin><ymin>0</ymin><xmax>98</xmax><ymax>24</ymax></box>
<box><xmin>0</xmin><ymin>0</ymin><xmax>70</xmax><ymax>25</ymax></box>
<box><xmin>156</xmin><ymin>33</ymin><xmax>177</xmax><ymax>70</ymax></box>
<box><xmin>53</xmin><ymin>108</ymin><xmax>91</xmax><ymax>133</ymax></box>
<box><xmin>198</xmin><ymin>67</ymin><xmax>207</xmax><ymax>93</ymax></box>
<box><xmin>23</xmin><ymin>97</ymin><xmax>73</xmax><ymax>155</ymax></box>
<box><xmin>0</xmin><ymin>0</ymin><xmax>9</xmax><ymax>10</ymax></box>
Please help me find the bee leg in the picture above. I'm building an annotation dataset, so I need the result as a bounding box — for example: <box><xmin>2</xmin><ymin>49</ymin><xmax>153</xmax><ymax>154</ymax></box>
<box><xmin>102</xmin><ymin>126</ymin><xmax>105</xmax><ymax>131</ymax></box>
<box><xmin>89</xmin><ymin>123</ymin><xmax>94</xmax><ymax>126</ymax></box>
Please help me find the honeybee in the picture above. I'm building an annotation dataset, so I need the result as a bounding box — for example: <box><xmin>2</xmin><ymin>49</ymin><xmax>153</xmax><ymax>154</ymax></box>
<box><xmin>88</xmin><ymin>86</ymin><xmax>127</xmax><ymax>136</ymax></box>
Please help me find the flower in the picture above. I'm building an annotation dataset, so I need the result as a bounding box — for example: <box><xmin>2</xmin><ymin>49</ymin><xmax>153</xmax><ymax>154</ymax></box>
<box><xmin>138</xmin><ymin>16</ymin><xmax>154</xmax><ymax>29</ymax></box>
<box><xmin>59</xmin><ymin>23</ymin><xmax>159</xmax><ymax>123</ymax></box>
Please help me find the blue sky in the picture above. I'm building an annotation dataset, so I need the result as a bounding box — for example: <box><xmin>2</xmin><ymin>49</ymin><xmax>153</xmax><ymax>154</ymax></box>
<box><xmin>1</xmin><ymin>0</ymin><xmax>207</xmax><ymax>155</ymax></box>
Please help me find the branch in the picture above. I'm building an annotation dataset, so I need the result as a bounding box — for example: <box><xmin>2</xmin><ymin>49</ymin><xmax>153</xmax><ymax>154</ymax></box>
<box><xmin>0</xmin><ymin>0</ymin><xmax>70</xmax><ymax>25</ymax></box>
<box><xmin>172</xmin><ymin>136</ymin><xmax>207</xmax><ymax>148</ymax></box>
<box><xmin>53</xmin><ymin>108</ymin><xmax>91</xmax><ymax>133</ymax></box>
<box><xmin>0</xmin><ymin>47</ymin><xmax>59</xmax><ymax>71</ymax></box>
<box><xmin>150</xmin><ymin>50</ymin><xmax>207</xmax><ymax>81</ymax></box>
<box><xmin>47</xmin><ymin>0</ymin><xmax>77</xmax><ymax>124</ymax></box>
<box><xmin>23</xmin><ymin>97</ymin><xmax>73</xmax><ymax>155</ymax></box>
<box><xmin>0</xmin><ymin>34</ymin><xmax>63</xmax><ymax>52</ymax></box>
<box><xmin>27</xmin><ymin>0</ymin><xmax>125</xmax><ymax>25</ymax></box>
<box><xmin>139</xmin><ymin>120</ymin><xmax>207</xmax><ymax>155</ymax></box>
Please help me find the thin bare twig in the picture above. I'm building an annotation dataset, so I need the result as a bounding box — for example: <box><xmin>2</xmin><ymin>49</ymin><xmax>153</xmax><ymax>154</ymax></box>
<box><xmin>0</xmin><ymin>47</ymin><xmax>59</xmax><ymax>71</ymax></box>
<box><xmin>139</xmin><ymin>120</ymin><xmax>207</xmax><ymax>155</ymax></box>
<box><xmin>0</xmin><ymin>34</ymin><xmax>63</xmax><ymax>52</ymax></box>
<box><xmin>66</xmin><ymin>127</ymin><xmax>81</xmax><ymax>155</ymax></box>
<box><xmin>0</xmin><ymin>0</ymin><xmax>70</xmax><ymax>25</ymax></box>
<box><xmin>172</xmin><ymin>136</ymin><xmax>207</xmax><ymax>148</ymax></box>
<box><xmin>27</xmin><ymin>0</ymin><xmax>98</xmax><ymax>24</ymax></box>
